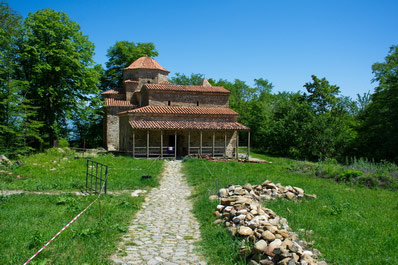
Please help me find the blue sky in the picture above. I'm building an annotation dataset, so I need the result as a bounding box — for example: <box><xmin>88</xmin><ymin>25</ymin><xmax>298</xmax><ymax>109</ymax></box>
<box><xmin>9</xmin><ymin>0</ymin><xmax>398</xmax><ymax>98</ymax></box>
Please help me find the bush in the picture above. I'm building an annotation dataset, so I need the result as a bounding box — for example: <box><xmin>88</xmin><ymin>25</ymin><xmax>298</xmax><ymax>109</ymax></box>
<box><xmin>336</xmin><ymin>170</ymin><xmax>363</xmax><ymax>182</ymax></box>
<box><xmin>58</xmin><ymin>138</ymin><xmax>69</xmax><ymax>148</ymax></box>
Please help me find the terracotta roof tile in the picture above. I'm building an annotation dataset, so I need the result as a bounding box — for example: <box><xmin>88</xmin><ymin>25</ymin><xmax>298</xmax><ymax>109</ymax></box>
<box><xmin>129</xmin><ymin>120</ymin><xmax>249</xmax><ymax>131</ymax></box>
<box><xmin>120</xmin><ymin>106</ymin><xmax>238</xmax><ymax>115</ymax></box>
<box><xmin>143</xmin><ymin>83</ymin><xmax>230</xmax><ymax>94</ymax></box>
<box><xmin>105</xmin><ymin>98</ymin><xmax>136</xmax><ymax>107</ymax></box>
<box><xmin>124</xmin><ymin>57</ymin><xmax>170</xmax><ymax>73</ymax></box>
<box><xmin>101</xmin><ymin>89</ymin><xmax>122</xmax><ymax>95</ymax></box>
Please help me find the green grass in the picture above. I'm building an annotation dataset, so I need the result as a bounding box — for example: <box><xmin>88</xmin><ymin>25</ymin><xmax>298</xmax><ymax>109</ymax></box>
<box><xmin>0</xmin><ymin>148</ymin><xmax>164</xmax><ymax>191</ymax></box>
<box><xmin>0</xmin><ymin>148</ymin><xmax>165</xmax><ymax>264</ymax></box>
<box><xmin>182</xmin><ymin>155</ymin><xmax>398</xmax><ymax>265</ymax></box>
<box><xmin>0</xmin><ymin>193</ymin><xmax>143</xmax><ymax>264</ymax></box>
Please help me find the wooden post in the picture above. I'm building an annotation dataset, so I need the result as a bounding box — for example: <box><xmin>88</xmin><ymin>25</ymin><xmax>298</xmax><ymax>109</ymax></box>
<box><xmin>200</xmin><ymin>131</ymin><xmax>203</xmax><ymax>155</ymax></box>
<box><xmin>212</xmin><ymin>131</ymin><xmax>215</xmax><ymax>157</ymax></box>
<box><xmin>247</xmin><ymin>131</ymin><xmax>251</xmax><ymax>160</ymax></box>
<box><xmin>174</xmin><ymin>131</ymin><xmax>177</xmax><ymax>160</ymax></box>
<box><xmin>235</xmin><ymin>131</ymin><xmax>239</xmax><ymax>159</ymax></box>
<box><xmin>188</xmin><ymin>131</ymin><xmax>191</xmax><ymax>156</ymax></box>
<box><xmin>160</xmin><ymin>130</ymin><xmax>163</xmax><ymax>158</ymax></box>
<box><xmin>146</xmin><ymin>130</ymin><xmax>149</xmax><ymax>158</ymax></box>
<box><xmin>132</xmin><ymin>130</ymin><xmax>135</xmax><ymax>158</ymax></box>
<box><xmin>224</xmin><ymin>132</ymin><xmax>227</xmax><ymax>158</ymax></box>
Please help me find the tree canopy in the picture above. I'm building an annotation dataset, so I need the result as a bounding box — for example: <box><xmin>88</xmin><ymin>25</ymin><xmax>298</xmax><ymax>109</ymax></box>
<box><xmin>18</xmin><ymin>8</ymin><xmax>100</xmax><ymax>147</ymax></box>
<box><xmin>357</xmin><ymin>45</ymin><xmax>398</xmax><ymax>161</ymax></box>
<box><xmin>100</xmin><ymin>41</ymin><xmax>158</xmax><ymax>91</ymax></box>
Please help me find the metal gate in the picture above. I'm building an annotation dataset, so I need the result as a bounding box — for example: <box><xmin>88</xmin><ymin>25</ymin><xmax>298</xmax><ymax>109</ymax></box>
<box><xmin>86</xmin><ymin>159</ymin><xmax>108</xmax><ymax>194</ymax></box>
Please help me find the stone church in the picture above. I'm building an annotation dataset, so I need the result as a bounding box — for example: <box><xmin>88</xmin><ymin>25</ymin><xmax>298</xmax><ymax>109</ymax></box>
<box><xmin>102</xmin><ymin>57</ymin><xmax>249</xmax><ymax>158</ymax></box>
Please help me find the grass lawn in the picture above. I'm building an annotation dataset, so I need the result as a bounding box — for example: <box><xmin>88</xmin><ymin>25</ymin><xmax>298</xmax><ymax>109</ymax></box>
<box><xmin>0</xmin><ymin>193</ymin><xmax>143</xmax><ymax>264</ymax></box>
<box><xmin>0</xmin><ymin>148</ymin><xmax>163</xmax><ymax>191</ymax></box>
<box><xmin>0</xmin><ymin>148</ymin><xmax>165</xmax><ymax>264</ymax></box>
<box><xmin>182</xmin><ymin>154</ymin><xmax>398</xmax><ymax>265</ymax></box>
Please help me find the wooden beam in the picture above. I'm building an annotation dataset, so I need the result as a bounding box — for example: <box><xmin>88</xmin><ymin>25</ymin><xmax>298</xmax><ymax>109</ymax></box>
<box><xmin>200</xmin><ymin>131</ymin><xmax>203</xmax><ymax>155</ymax></box>
<box><xmin>132</xmin><ymin>130</ymin><xmax>135</xmax><ymax>158</ymax></box>
<box><xmin>247</xmin><ymin>131</ymin><xmax>251</xmax><ymax>160</ymax></box>
<box><xmin>160</xmin><ymin>130</ymin><xmax>163</xmax><ymax>158</ymax></box>
<box><xmin>174</xmin><ymin>131</ymin><xmax>177</xmax><ymax>160</ymax></box>
<box><xmin>146</xmin><ymin>130</ymin><xmax>149</xmax><ymax>158</ymax></box>
<box><xmin>224</xmin><ymin>132</ymin><xmax>227</xmax><ymax>158</ymax></box>
<box><xmin>212</xmin><ymin>131</ymin><xmax>215</xmax><ymax>157</ymax></box>
<box><xmin>188</xmin><ymin>131</ymin><xmax>190</xmax><ymax>156</ymax></box>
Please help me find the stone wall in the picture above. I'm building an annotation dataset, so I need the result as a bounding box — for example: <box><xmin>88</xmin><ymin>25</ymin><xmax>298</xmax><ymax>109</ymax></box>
<box><xmin>105</xmin><ymin>106</ymin><xmax>131</xmax><ymax>151</ymax></box>
<box><xmin>147</xmin><ymin>91</ymin><xmax>229</xmax><ymax>108</ymax></box>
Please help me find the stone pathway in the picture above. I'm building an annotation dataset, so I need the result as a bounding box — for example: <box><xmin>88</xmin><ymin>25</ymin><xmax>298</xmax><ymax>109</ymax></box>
<box><xmin>111</xmin><ymin>160</ymin><xmax>206</xmax><ymax>265</ymax></box>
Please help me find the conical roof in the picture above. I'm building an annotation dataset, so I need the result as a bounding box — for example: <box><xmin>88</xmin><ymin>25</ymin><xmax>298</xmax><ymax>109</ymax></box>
<box><xmin>124</xmin><ymin>57</ymin><xmax>170</xmax><ymax>73</ymax></box>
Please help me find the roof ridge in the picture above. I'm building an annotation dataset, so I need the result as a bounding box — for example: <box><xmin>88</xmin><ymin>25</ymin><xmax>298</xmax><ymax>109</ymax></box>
<box><xmin>124</xmin><ymin>56</ymin><xmax>170</xmax><ymax>73</ymax></box>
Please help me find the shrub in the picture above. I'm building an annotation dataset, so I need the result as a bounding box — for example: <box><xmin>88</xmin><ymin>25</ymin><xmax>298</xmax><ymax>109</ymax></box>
<box><xmin>58</xmin><ymin>138</ymin><xmax>69</xmax><ymax>148</ymax></box>
<box><xmin>337</xmin><ymin>170</ymin><xmax>363</xmax><ymax>182</ymax></box>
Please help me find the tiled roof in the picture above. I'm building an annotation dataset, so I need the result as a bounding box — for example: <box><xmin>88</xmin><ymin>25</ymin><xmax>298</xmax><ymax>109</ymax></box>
<box><xmin>105</xmin><ymin>98</ymin><xmax>136</xmax><ymax>107</ymax></box>
<box><xmin>143</xmin><ymin>83</ymin><xmax>230</xmax><ymax>94</ymax></box>
<box><xmin>102</xmin><ymin>89</ymin><xmax>122</xmax><ymax>95</ymax></box>
<box><xmin>124</xmin><ymin>57</ymin><xmax>170</xmax><ymax>73</ymax></box>
<box><xmin>129</xmin><ymin>120</ymin><xmax>249</xmax><ymax>131</ymax></box>
<box><xmin>120</xmin><ymin>106</ymin><xmax>238</xmax><ymax>115</ymax></box>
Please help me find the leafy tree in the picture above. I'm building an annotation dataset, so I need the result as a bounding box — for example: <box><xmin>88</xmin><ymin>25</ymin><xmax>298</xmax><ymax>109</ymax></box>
<box><xmin>170</xmin><ymin>73</ymin><xmax>204</xmax><ymax>86</ymax></box>
<box><xmin>18</xmin><ymin>9</ymin><xmax>100</xmax><ymax>148</ymax></box>
<box><xmin>0</xmin><ymin>2</ymin><xmax>43</xmax><ymax>156</ymax></box>
<box><xmin>101</xmin><ymin>41</ymin><xmax>158</xmax><ymax>91</ymax></box>
<box><xmin>357</xmin><ymin>45</ymin><xmax>398</xmax><ymax>162</ymax></box>
<box><xmin>304</xmin><ymin>75</ymin><xmax>340</xmax><ymax>114</ymax></box>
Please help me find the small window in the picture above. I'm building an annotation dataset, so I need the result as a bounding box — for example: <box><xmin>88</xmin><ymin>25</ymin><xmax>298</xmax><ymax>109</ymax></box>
<box><xmin>168</xmin><ymin>100</ymin><xmax>171</xmax><ymax>106</ymax></box>
<box><xmin>197</xmin><ymin>101</ymin><xmax>199</xmax><ymax>106</ymax></box>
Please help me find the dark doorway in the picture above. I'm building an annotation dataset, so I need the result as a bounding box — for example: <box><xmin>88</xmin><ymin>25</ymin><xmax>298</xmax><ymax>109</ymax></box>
<box><xmin>177</xmin><ymin>134</ymin><xmax>185</xmax><ymax>156</ymax></box>
<box><xmin>168</xmin><ymin>135</ymin><xmax>175</xmax><ymax>147</ymax></box>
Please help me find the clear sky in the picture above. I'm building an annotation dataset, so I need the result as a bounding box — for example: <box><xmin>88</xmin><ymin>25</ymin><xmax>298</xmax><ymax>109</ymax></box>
<box><xmin>9</xmin><ymin>0</ymin><xmax>398</xmax><ymax>98</ymax></box>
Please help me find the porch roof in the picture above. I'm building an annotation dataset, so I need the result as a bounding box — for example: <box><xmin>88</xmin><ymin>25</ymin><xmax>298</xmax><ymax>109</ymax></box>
<box><xmin>119</xmin><ymin>105</ymin><xmax>238</xmax><ymax>116</ymax></box>
<box><xmin>129</xmin><ymin>120</ymin><xmax>249</xmax><ymax>131</ymax></box>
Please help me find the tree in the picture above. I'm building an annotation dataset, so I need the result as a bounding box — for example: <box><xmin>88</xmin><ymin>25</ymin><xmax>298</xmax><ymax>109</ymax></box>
<box><xmin>0</xmin><ymin>2</ymin><xmax>43</xmax><ymax>156</ymax></box>
<box><xmin>170</xmin><ymin>73</ymin><xmax>204</xmax><ymax>86</ymax></box>
<box><xmin>304</xmin><ymin>75</ymin><xmax>340</xmax><ymax>114</ymax></box>
<box><xmin>18</xmin><ymin>9</ymin><xmax>100</xmax><ymax>148</ymax></box>
<box><xmin>357</xmin><ymin>45</ymin><xmax>398</xmax><ymax>162</ymax></box>
<box><xmin>101</xmin><ymin>41</ymin><xmax>158</xmax><ymax>91</ymax></box>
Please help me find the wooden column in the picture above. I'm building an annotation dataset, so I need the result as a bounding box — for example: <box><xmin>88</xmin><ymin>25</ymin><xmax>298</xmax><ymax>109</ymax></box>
<box><xmin>132</xmin><ymin>130</ymin><xmax>135</xmax><ymax>158</ymax></box>
<box><xmin>235</xmin><ymin>131</ymin><xmax>239</xmax><ymax>159</ymax></box>
<box><xmin>160</xmin><ymin>130</ymin><xmax>163</xmax><ymax>158</ymax></box>
<box><xmin>188</xmin><ymin>131</ymin><xmax>191</xmax><ymax>156</ymax></box>
<box><xmin>247</xmin><ymin>131</ymin><xmax>251</xmax><ymax>160</ymax></box>
<box><xmin>200</xmin><ymin>131</ymin><xmax>203</xmax><ymax>155</ymax></box>
<box><xmin>224</xmin><ymin>132</ymin><xmax>227</xmax><ymax>158</ymax></box>
<box><xmin>146</xmin><ymin>130</ymin><xmax>149</xmax><ymax>158</ymax></box>
<box><xmin>212</xmin><ymin>131</ymin><xmax>215</xmax><ymax>157</ymax></box>
<box><xmin>174</xmin><ymin>131</ymin><xmax>177</xmax><ymax>160</ymax></box>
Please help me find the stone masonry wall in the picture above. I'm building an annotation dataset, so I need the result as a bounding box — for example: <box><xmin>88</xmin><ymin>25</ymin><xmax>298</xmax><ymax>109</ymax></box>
<box><xmin>105</xmin><ymin>106</ymin><xmax>131</xmax><ymax>151</ymax></box>
<box><xmin>148</xmin><ymin>91</ymin><xmax>229</xmax><ymax>108</ymax></box>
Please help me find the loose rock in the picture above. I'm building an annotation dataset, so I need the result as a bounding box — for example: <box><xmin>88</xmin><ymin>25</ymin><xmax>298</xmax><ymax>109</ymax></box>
<box><xmin>213</xmin><ymin>180</ymin><xmax>325</xmax><ymax>265</ymax></box>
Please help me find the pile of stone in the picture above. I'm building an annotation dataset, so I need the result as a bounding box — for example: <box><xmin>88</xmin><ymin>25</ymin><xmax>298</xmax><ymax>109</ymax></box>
<box><xmin>212</xmin><ymin>181</ymin><xmax>326</xmax><ymax>265</ymax></box>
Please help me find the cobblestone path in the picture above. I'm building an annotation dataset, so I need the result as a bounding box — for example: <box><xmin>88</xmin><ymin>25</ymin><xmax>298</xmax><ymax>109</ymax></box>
<box><xmin>111</xmin><ymin>160</ymin><xmax>206</xmax><ymax>265</ymax></box>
